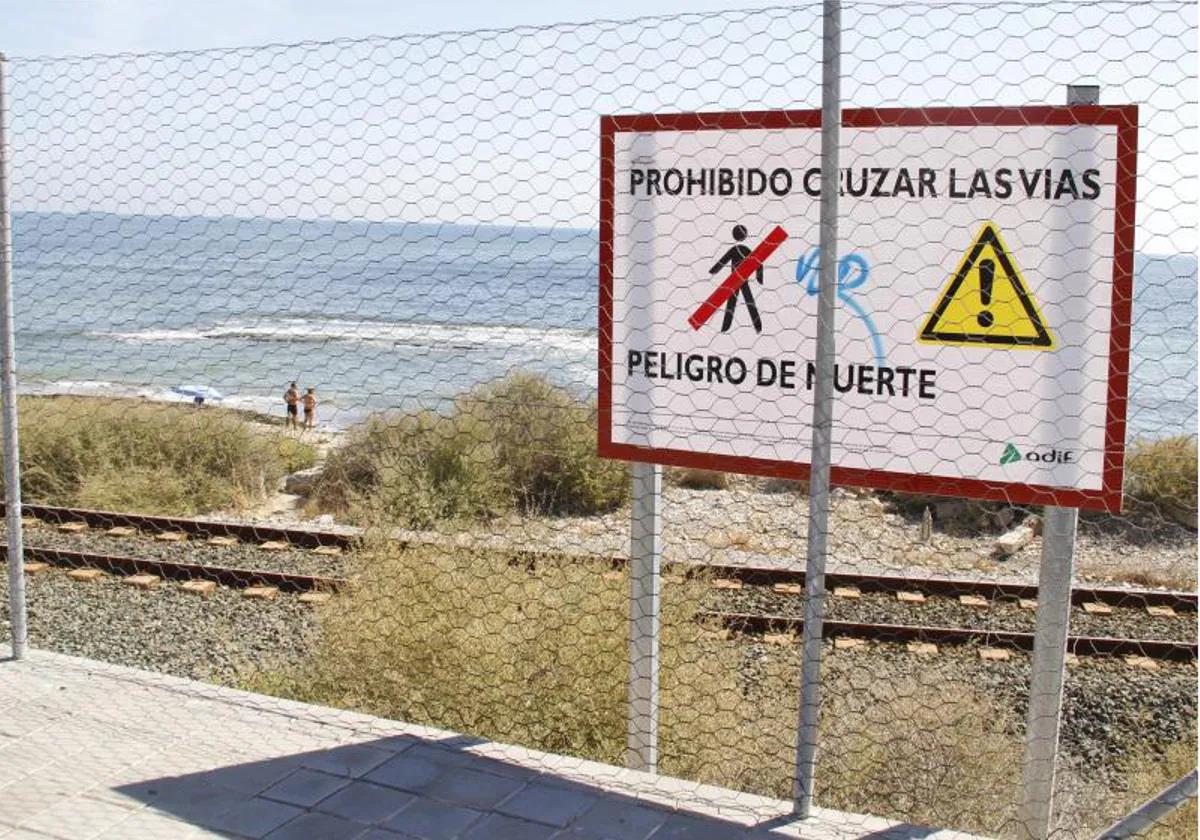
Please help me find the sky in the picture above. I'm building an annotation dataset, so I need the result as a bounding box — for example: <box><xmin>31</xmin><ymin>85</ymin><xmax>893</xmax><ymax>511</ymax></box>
<box><xmin>5</xmin><ymin>1</ymin><xmax>1196</xmax><ymax>254</ymax></box>
<box><xmin>6</xmin><ymin>0</ymin><xmax>782</xmax><ymax>58</ymax></box>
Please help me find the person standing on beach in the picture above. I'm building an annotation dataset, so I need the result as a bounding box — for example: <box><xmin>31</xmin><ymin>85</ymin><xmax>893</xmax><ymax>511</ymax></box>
<box><xmin>283</xmin><ymin>382</ymin><xmax>300</xmax><ymax>429</ymax></box>
<box><xmin>302</xmin><ymin>387</ymin><xmax>317</xmax><ymax>430</ymax></box>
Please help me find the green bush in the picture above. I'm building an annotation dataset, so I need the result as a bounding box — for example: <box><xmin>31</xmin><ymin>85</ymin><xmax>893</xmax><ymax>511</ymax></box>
<box><xmin>311</xmin><ymin>374</ymin><xmax>627</xmax><ymax>527</ymax></box>
<box><xmin>8</xmin><ymin>396</ymin><xmax>316</xmax><ymax>515</ymax></box>
<box><xmin>1125</xmin><ymin>436</ymin><xmax>1197</xmax><ymax>528</ymax></box>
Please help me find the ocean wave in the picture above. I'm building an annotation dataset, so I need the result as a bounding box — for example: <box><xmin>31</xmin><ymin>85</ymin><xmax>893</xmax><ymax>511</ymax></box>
<box><xmin>96</xmin><ymin>318</ymin><xmax>595</xmax><ymax>355</ymax></box>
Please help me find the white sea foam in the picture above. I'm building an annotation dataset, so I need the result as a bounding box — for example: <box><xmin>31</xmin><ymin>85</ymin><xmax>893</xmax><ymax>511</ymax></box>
<box><xmin>99</xmin><ymin>318</ymin><xmax>595</xmax><ymax>356</ymax></box>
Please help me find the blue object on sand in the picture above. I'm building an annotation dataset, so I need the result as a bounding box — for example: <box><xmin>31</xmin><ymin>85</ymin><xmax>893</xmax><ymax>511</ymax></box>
<box><xmin>172</xmin><ymin>385</ymin><xmax>224</xmax><ymax>402</ymax></box>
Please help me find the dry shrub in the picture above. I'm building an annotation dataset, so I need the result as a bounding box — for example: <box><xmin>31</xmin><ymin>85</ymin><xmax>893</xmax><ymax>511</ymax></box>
<box><xmin>1125</xmin><ymin>436</ymin><xmax>1198</xmax><ymax>529</ymax></box>
<box><xmin>667</xmin><ymin>467</ymin><xmax>731</xmax><ymax>490</ymax></box>
<box><xmin>311</xmin><ymin>374</ymin><xmax>627</xmax><ymax>527</ymax></box>
<box><xmin>1106</xmin><ymin>738</ymin><xmax>1197</xmax><ymax>839</ymax></box>
<box><xmin>9</xmin><ymin>396</ymin><xmax>314</xmax><ymax>515</ymax></box>
<box><xmin>242</xmin><ymin>540</ymin><xmax>1029</xmax><ymax>834</ymax></box>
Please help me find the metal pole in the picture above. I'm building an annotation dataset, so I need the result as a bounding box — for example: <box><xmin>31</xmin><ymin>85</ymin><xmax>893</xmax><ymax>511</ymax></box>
<box><xmin>793</xmin><ymin>0</ymin><xmax>841</xmax><ymax>817</ymax></box>
<box><xmin>1094</xmin><ymin>770</ymin><xmax>1197</xmax><ymax>839</ymax></box>
<box><xmin>1017</xmin><ymin>83</ymin><xmax>1096</xmax><ymax>838</ymax></box>
<box><xmin>0</xmin><ymin>53</ymin><xmax>27</xmax><ymax>661</ymax></box>
<box><xmin>626</xmin><ymin>460</ymin><xmax>661</xmax><ymax>772</ymax></box>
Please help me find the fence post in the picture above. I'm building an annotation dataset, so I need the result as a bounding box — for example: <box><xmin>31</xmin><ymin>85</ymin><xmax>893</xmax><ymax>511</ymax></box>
<box><xmin>626</xmin><ymin>460</ymin><xmax>661</xmax><ymax>772</ymax></box>
<box><xmin>0</xmin><ymin>55</ymin><xmax>26</xmax><ymax>662</ymax></box>
<box><xmin>1017</xmin><ymin>82</ymin><xmax>1097</xmax><ymax>839</ymax></box>
<box><xmin>793</xmin><ymin>0</ymin><xmax>841</xmax><ymax>817</ymax></box>
<box><xmin>0</xmin><ymin>53</ymin><xmax>27</xmax><ymax>661</ymax></box>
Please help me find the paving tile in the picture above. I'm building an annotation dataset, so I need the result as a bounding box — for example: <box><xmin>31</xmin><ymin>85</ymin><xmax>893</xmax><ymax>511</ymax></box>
<box><xmin>203</xmin><ymin>797</ymin><xmax>304</xmax><ymax>838</ymax></box>
<box><xmin>19</xmin><ymin>797</ymin><xmax>134</xmax><ymax>840</ymax></box>
<box><xmin>301</xmin><ymin>744</ymin><xmax>394</xmax><ymax>778</ymax></box>
<box><xmin>92</xmin><ymin>808</ymin><xmax>215</xmax><ymax>839</ymax></box>
<box><xmin>569</xmin><ymin>798</ymin><xmax>671</xmax><ymax>840</ymax></box>
<box><xmin>364</xmin><ymin>756</ymin><xmax>445</xmax><ymax>793</ymax></box>
<box><xmin>137</xmin><ymin>781</ymin><xmax>247</xmax><ymax>822</ymax></box>
<box><xmin>265</xmin><ymin>811</ymin><xmax>368</xmax><ymax>839</ymax></box>
<box><xmin>356</xmin><ymin>831</ymin><xmax>405</xmax><ymax>840</ymax></box>
<box><xmin>262</xmin><ymin>768</ymin><xmax>350</xmax><ymax>808</ymax></box>
<box><xmin>497</xmin><ymin>784</ymin><xmax>600</xmax><ymax>827</ymax></box>
<box><xmin>651</xmin><ymin>813</ymin><xmax>746</xmax><ymax>840</ymax></box>
<box><xmin>381</xmin><ymin>799</ymin><xmax>484</xmax><ymax>838</ymax></box>
<box><xmin>204</xmin><ymin>758</ymin><xmax>303</xmax><ymax>795</ymax></box>
<box><xmin>316</xmin><ymin>780</ymin><xmax>415</xmax><ymax>823</ymax></box>
<box><xmin>462</xmin><ymin>813</ymin><xmax>560</xmax><ymax>839</ymax></box>
<box><xmin>419</xmin><ymin>766</ymin><xmax>525</xmax><ymax>809</ymax></box>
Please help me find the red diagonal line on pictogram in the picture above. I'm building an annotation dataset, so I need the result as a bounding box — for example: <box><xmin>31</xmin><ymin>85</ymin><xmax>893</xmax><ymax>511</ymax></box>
<box><xmin>687</xmin><ymin>225</ymin><xmax>789</xmax><ymax>330</ymax></box>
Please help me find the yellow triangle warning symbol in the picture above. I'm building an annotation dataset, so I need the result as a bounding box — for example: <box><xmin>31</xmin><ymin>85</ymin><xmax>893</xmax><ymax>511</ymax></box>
<box><xmin>918</xmin><ymin>222</ymin><xmax>1056</xmax><ymax>350</ymax></box>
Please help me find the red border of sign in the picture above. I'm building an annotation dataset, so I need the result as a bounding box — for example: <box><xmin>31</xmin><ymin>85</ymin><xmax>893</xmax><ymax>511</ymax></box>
<box><xmin>598</xmin><ymin>105</ymin><xmax>1138</xmax><ymax>513</ymax></box>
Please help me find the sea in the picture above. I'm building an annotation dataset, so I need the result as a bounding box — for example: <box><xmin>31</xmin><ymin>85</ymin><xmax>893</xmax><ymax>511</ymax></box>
<box><xmin>11</xmin><ymin>210</ymin><xmax>1197</xmax><ymax>439</ymax></box>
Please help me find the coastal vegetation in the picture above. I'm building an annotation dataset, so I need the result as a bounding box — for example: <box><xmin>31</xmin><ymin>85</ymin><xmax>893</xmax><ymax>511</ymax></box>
<box><xmin>8</xmin><ymin>396</ymin><xmax>315</xmax><ymax>515</ymax></box>
<box><xmin>309</xmin><ymin>374</ymin><xmax>627</xmax><ymax>527</ymax></box>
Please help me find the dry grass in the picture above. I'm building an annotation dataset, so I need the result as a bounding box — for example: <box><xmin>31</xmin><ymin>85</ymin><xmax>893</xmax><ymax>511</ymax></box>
<box><xmin>1108</xmin><ymin>738</ymin><xmax>1197</xmax><ymax>839</ymax></box>
<box><xmin>9</xmin><ymin>396</ymin><xmax>314</xmax><ymax>515</ymax></box>
<box><xmin>667</xmin><ymin>468</ymin><xmax>731</xmax><ymax>490</ymax></box>
<box><xmin>1126</xmin><ymin>436</ymin><xmax>1198</xmax><ymax>529</ymax></box>
<box><xmin>241</xmin><ymin>540</ymin><xmax>1030</xmax><ymax>834</ymax></box>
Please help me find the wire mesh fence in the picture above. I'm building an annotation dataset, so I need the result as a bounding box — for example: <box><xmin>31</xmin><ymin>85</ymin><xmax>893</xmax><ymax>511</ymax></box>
<box><xmin>0</xmin><ymin>2</ymin><xmax>1196</xmax><ymax>836</ymax></box>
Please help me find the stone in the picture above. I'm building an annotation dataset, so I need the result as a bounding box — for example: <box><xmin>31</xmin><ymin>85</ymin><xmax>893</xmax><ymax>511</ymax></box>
<box><xmin>992</xmin><ymin>524</ymin><xmax>1035</xmax><ymax>557</ymax></box>
<box><xmin>897</xmin><ymin>591</ymin><xmax>926</xmax><ymax>604</ymax></box>
<box><xmin>601</xmin><ymin>570</ymin><xmax>623</xmax><ymax>582</ymax></box>
<box><xmin>833</xmin><ymin>586</ymin><xmax>861</xmax><ymax>599</ymax></box>
<box><xmin>712</xmin><ymin>578</ymin><xmax>743</xmax><ymax>591</ymax></box>
<box><xmin>243</xmin><ymin>586</ymin><xmax>280</xmax><ymax>600</ymax></box>
<box><xmin>181</xmin><ymin>580</ymin><xmax>217</xmax><ymax>596</ymax></box>
<box><xmin>299</xmin><ymin>592</ymin><xmax>332</xmax><ymax>605</ymax></box>
<box><xmin>155</xmin><ymin>531</ymin><xmax>188</xmax><ymax>542</ymax></box>
<box><xmin>207</xmin><ymin>536</ymin><xmax>239</xmax><ymax>546</ymax></box>
<box><xmin>959</xmin><ymin>595</ymin><xmax>989</xmax><ymax>608</ymax></box>
<box><xmin>1146</xmin><ymin>605</ymin><xmax>1176</xmax><ymax>617</ymax></box>
<box><xmin>763</xmin><ymin>633</ymin><xmax>795</xmax><ymax>646</ymax></box>
<box><xmin>1081</xmin><ymin>602</ymin><xmax>1113</xmax><ymax>615</ymax></box>
<box><xmin>21</xmin><ymin>517</ymin><xmax>41</xmax><ymax>528</ymax></box>
<box><xmin>1124</xmin><ymin>656</ymin><xmax>1159</xmax><ymax>671</ymax></box>
<box><xmin>23</xmin><ymin>562</ymin><xmax>50</xmax><ymax>574</ymax></box>
<box><xmin>67</xmin><ymin>568</ymin><xmax>104</xmax><ymax>582</ymax></box>
<box><xmin>979</xmin><ymin>647</ymin><xmax>1011</xmax><ymax>661</ymax></box>
<box><xmin>1018</xmin><ymin>598</ymin><xmax>1038</xmax><ymax>610</ymax></box>
<box><xmin>311</xmin><ymin>545</ymin><xmax>343</xmax><ymax>556</ymax></box>
<box><xmin>772</xmin><ymin>583</ymin><xmax>803</xmax><ymax>595</ymax></box>
<box><xmin>907</xmin><ymin>642</ymin><xmax>938</xmax><ymax>655</ymax></box>
<box><xmin>834</xmin><ymin>637</ymin><xmax>867</xmax><ymax>650</ymax></box>
<box><xmin>122</xmin><ymin>574</ymin><xmax>159</xmax><ymax>590</ymax></box>
<box><xmin>284</xmin><ymin>467</ymin><xmax>325</xmax><ymax>496</ymax></box>
<box><xmin>259</xmin><ymin>540</ymin><xmax>290</xmax><ymax>551</ymax></box>
<box><xmin>58</xmin><ymin>522</ymin><xmax>88</xmax><ymax>533</ymax></box>
<box><xmin>106</xmin><ymin>526</ymin><xmax>138</xmax><ymax>537</ymax></box>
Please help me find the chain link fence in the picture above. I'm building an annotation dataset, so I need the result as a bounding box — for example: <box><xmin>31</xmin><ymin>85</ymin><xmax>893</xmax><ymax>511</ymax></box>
<box><xmin>1</xmin><ymin>2</ymin><xmax>1196</xmax><ymax>836</ymax></box>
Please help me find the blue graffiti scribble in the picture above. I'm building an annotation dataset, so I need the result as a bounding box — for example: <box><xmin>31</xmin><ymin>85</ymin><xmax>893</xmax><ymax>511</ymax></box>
<box><xmin>795</xmin><ymin>247</ymin><xmax>886</xmax><ymax>366</ymax></box>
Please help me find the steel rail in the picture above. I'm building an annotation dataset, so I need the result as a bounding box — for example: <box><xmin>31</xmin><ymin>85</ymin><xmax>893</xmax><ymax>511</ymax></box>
<box><xmin>705</xmin><ymin>610</ymin><xmax>1199</xmax><ymax>662</ymax></box>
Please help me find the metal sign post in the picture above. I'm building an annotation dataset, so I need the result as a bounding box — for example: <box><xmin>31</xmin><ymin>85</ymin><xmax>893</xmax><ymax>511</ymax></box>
<box><xmin>626</xmin><ymin>461</ymin><xmax>662</xmax><ymax>772</ymax></box>
<box><xmin>0</xmin><ymin>53</ymin><xmax>27</xmax><ymax>661</ymax></box>
<box><xmin>1016</xmin><ymin>80</ymin><xmax>1097</xmax><ymax>840</ymax></box>
<box><xmin>793</xmin><ymin>0</ymin><xmax>841</xmax><ymax>817</ymax></box>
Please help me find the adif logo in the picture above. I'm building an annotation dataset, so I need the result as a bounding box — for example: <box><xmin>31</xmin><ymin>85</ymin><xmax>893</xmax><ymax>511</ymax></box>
<box><xmin>1000</xmin><ymin>443</ymin><xmax>1076</xmax><ymax>466</ymax></box>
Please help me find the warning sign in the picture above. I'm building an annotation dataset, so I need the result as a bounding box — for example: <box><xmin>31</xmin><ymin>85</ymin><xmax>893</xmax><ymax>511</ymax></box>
<box><xmin>918</xmin><ymin>222</ymin><xmax>1055</xmax><ymax>349</ymax></box>
<box><xmin>599</xmin><ymin>105</ymin><xmax>1137</xmax><ymax>511</ymax></box>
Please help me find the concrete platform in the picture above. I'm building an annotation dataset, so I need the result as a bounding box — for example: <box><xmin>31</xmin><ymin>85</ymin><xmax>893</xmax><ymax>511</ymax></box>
<box><xmin>0</xmin><ymin>650</ymin><xmax>976</xmax><ymax>839</ymax></box>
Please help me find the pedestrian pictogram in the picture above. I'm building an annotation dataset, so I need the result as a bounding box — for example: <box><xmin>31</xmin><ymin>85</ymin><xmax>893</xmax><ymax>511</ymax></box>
<box><xmin>688</xmin><ymin>225</ymin><xmax>788</xmax><ymax>331</ymax></box>
<box><xmin>918</xmin><ymin>222</ymin><xmax>1056</xmax><ymax>350</ymax></box>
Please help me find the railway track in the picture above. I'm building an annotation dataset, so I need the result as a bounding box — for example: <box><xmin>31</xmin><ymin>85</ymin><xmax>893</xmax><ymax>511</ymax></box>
<box><xmin>3</xmin><ymin>503</ymin><xmax>1196</xmax><ymax>662</ymax></box>
<box><xmin>704</xmin><ymin>611</ymin><xmax>1198</xmax><ymax>663</ymax></box>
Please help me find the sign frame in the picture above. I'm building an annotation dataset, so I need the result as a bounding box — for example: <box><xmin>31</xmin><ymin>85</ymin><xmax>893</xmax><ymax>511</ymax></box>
<box><xmin>598</xmin><ymin>105</ymin><xmax>1138</xmax><ymax>512</ymax></box>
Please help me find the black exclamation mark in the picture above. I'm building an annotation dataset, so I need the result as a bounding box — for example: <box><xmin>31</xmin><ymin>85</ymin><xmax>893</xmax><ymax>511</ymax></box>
<box><xmin>977</xmin><ymin>259</ymin><xmax>995</xmax><ymax>328</ymax></box>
